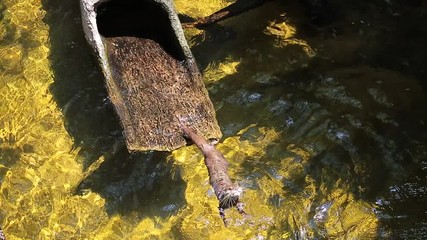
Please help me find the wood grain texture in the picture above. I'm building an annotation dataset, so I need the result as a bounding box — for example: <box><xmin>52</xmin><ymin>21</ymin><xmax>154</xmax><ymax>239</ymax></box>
<box><xmin>105</xmin><ymin>37</ymin><xmax>221</xmax><ymax>151</ymax></box>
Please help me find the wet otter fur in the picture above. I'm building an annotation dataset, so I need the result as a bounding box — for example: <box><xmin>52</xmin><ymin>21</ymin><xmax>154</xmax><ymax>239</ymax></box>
<box><xmin>180</xmin><ymin>123</ymin><xmax>246</xmax><ymax>224</ymax></box>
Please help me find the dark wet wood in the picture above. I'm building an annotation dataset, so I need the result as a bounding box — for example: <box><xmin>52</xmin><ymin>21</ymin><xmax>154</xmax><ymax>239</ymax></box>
<box><xmin>182</xmin><ymin>0</ymin><xmax>272</xmax><ymax>28</ymax></box>
<box><xmin>105</xmin><ymin>37</ymin><xmax>221</xmax><ymax>151</ymax></box>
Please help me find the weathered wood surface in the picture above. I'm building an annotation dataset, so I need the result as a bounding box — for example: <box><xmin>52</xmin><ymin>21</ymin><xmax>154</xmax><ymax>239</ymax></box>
<box><xmin>80</xmin><ymin>0</ymin><xmax>222</xmax><ymax>151</ymax></box>
<box><xmin>106</xmin><ymin>37</ymin><xmax>220</xmax><ymax>151</ymax></box>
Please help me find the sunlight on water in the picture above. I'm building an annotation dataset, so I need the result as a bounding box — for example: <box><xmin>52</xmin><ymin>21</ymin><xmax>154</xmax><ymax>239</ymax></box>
<box><xmin>171</xmin><ymin>126</ymin><xmax>378</xmax><ymax>239</ymax></box>
<box><xmin>0</xmin><ymin>0</ymin><xmax>95</xmax><ymax>238</ymax></box>
<box><xmin>1</xmin><ymin>0</ymin><xmax>426</xmax><ymax>239</ymax></box>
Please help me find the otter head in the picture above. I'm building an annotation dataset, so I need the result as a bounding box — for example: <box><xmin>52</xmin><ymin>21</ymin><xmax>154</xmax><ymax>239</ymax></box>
<box><xmin>218</xmin><ymin>183</ymin><xmax>243</xmax><ymax>209</ymax></box>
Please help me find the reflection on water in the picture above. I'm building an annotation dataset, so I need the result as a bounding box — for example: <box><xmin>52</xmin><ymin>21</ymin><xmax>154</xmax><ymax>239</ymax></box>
<box><xmin>1</xmin><ymin>0</ymin><xmax>426</xmax><ymax>239</ymax></box>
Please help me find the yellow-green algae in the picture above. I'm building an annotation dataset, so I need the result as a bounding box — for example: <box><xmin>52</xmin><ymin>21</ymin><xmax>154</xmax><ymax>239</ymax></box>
<box><xmin>0</xmin><ymin>0</ymin><xmax>380</xmax><ymax>239</ymax></box>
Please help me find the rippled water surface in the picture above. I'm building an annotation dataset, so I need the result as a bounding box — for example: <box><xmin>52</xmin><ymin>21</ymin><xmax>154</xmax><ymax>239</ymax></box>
<box><xmin>1</xmin><ymin>0</ymin><xmax>426</xmax><ymax>239</ymax></box>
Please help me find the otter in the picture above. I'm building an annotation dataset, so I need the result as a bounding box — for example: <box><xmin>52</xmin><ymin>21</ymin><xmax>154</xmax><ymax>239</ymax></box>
<box><xmin>180</xmin><ymin>122</ymin><xmax>246</xmax><ymax>225</ymax></box>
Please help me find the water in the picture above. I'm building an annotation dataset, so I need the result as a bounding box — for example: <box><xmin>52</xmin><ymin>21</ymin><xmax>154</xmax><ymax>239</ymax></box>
<box><xmin>1</xmin><ymin>0</ymin><xmax>426</xmax><ymax>239</ymax></box>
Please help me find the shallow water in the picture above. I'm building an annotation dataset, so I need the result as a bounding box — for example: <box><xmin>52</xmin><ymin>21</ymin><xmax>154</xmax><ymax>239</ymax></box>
<box><xmin>1</xmin><ymin>0</ymin><xmax>427</xmax><ymax>239</ymax></box>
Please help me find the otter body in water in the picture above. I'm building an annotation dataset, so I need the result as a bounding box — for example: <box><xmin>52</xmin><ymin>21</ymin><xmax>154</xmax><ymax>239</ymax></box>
<box><xmin>181</xmin><ymin>123</ymin><xmax>245</xmax><ymax>224</ymax></box>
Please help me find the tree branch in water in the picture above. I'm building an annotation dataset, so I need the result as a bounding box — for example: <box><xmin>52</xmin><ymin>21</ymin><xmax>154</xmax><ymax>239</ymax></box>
<box><xmin>181</xmin><ymin>0</ymin><xmax>273</xmax><ymax>29</ymax></box>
